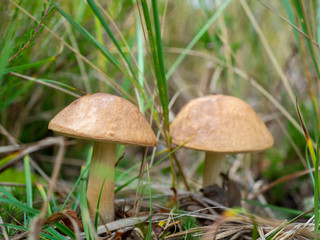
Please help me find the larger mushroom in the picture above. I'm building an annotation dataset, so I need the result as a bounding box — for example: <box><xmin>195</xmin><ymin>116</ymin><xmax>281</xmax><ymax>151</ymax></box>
<box><xmin>49</xmin><ymin>93</ymin><xmax>157</xmax><ymax>222</ymax></box>
<box><xmin>170</xmin><ymin>95</ymin><xmax>273</xmax><ymax>187</ymax></box>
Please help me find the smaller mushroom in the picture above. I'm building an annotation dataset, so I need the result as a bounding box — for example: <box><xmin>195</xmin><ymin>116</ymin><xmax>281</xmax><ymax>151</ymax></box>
<box><xmin>49</xmin><ymin>93</ymin><xmax>157</xmax><ymax>222</ymax></box>
<box><xmin>170</xmin><ymin>95</ymin><xmax>273</xmax><ymax>187</ymax></box>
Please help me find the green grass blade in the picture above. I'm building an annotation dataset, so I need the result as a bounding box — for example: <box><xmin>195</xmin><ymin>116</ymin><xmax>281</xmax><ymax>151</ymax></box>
<box><xmin>9</xmin><ymin>73</ymin><xmax>81</xmax><ymax>98</ymax></box>
<box><xmin>315</xmin><ymin>135</ymin><xmax>320</xmax><ymax>237</ymax></box>
<box><xmin>0</xmin><ymin>39</ymin><xmax>13</xmax><ymax>85</ymax></box>
<box><xmin>292</xmin><ymin>0</ymin><xmax>320</xmax><ymax>78</ymax></box>
<box><xmin>79</xmin><ymin>166</ymin><xmax>97</xmax><ymax>239</ymax></box>
<box><xmin>306</xmin><ymin>141</ymin><xmax>320</xmax><ymax>238</ymax></box>
<box><xmin>0</xmin><ymin>81</ymin><xmax>32</xmax><ymax>113</ymax></box>
<box><xmin>72</xmin><ymin>192</ymin><xmax>81</xmax><ymax>211</ymax></box>
<box><xmin>140</xmin><ymin>0</ymin><xmax>158</xmax><ymax>73</ymax></box>
<box><xmin>116</xmin><ymin>161</ymin><xmax>141</xmax><ymax>182</ymax></box>
<box><xmin>52</xmin><ymin>222</ymin><xmax>76</xmax><ymax>239</ymax></box>
<box><xmin>252</xmin><ymin>220</ymin><xmax>258</xmax><ymax>240</ymax></box>
<box><xmin>291</xmin><ymin>1</ymin><xmax>320</xmax><ymax>135</ymax></box>
<box><xmin>244</xmin><ymin>199</ymin><xmax>312</xmax><ymax>217</ymax></box>
<box><xmin>54</xmin><ymin>3</ymin><xmax>123</xmax><ymax>73</ymax></box>
<box><xmin>115</xmin><ymin>144</ymin><xmax>182</xmax><ymax>193</ymax></box>
<box><xmin>306</xmin><ymin>147</ymin><xmax>316</xmax><ymax>186</ymax></box>
<box><xmin>59</xmin><ymin>166</ymin><xmax>89</xmax><ymax>211</ymax></box>
<box><xmin>26</xmin><ymin>78</ymin><xmax>79</xmax><ymax>92</ymax></box>
<box><xmin>166</xmin><ymin>0</ymin><xmax>232</xmax><ymax>80</ymax></box>
<box><xmin>36</xmin><ymin>183</ymin><xmax>52</xmax><ymax>215</ymax></box>
<box><xmin>282</xmin><ymin>0</ymin><xmax>301</xmax><ymax>51</ymax></box>
<box><xmin>138</xmin><ymin>0</ymin><xmax>166</xmax><ymax>129</ymax></box>
<box><xmin>94</xmin><ymin>174</ymin><xmax>108</xmax><ymax>230</ymax></box>
<box><xmin>317</xmin><ymin>0</ymin><xmax>320</xmax><ymax>47</ymax></box>
<box><xmin>51</xmin><ymin>193</ymin><xmax>58</xmax><ymax>213</ymax></box>
<box><xmin>166</xmin><ymin>0</ymin><xmax>232</xmax><ymax>79</ymax></box>
<box><xmin>87</xmin><ymin>0</ymin><xmax>137</xmax><ymax>80</ymax></box>
<box><xmin>0</xmin><ymin>56</ymin><xmax>56</xmax><ymax>74</ymax></box>
<box><xmin>55</xmin><ymin>1</ymin><xmax>156</xmax><ymax>113</ymax></box>
<box><xmin>146</xmin><ymin>164</ymin><xmax>152</xmax><ymax>239</ymax></box>
<box><xmin>0</xmin><ymin>197</ymin><xmax>39</xmax><ymax>216</ymax></box>
<box><xmin>55</xmin><ymin>2</ymin><xmax>149</xmax><ymax>100</ymax></box>
<box><xmin>115</xmin><ymin>149</ymin><xmax>170</xmax><ymax>183</ymax></box>
<box><xmin>296</xmin><ymin>100</ymin><xmax>320</xmax><ymax>237</ymax></box>
<box><xmin>136</xmin><ymin>2</ymin><xmax>145</xmax><ymax>114</ymax></box>
<box><xmin>23</xmin><ymin>155</ymin><xmax>33</xmax><ymax>226</ymax></box>
<box><xmin>151</xmin><ymin>0</ymin><xmax>169</xmax><ymax>131</ymax></box>
<box><xmin>296</xmin><ymin>100</ymin><xmax>317</xmax><ymax>166</ymax></box>
<box><xmin>74</xmin><ymin>0</ymin><xmax>87</xmax><ymax>23</ymax></box>
<box><xmin>0</xmin><ymin>224</ymin><xmax>62</xmax><ymax>240</ymax></box>
<box><xmin>94</xmin><ymin>15</ymin><xmax>108</xmax><ymax>92</ymax></box>
<box><xmin>140</xmin><ymin>0</ymin><xmax>170</xmax><ymax>128</ymax></box>
<box><xmin>0</xmin><ymin>187</ymin><xmax>74</xmax><ymax>239</ymax></box>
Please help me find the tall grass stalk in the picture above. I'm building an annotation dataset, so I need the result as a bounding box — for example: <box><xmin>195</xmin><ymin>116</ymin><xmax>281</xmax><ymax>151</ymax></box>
<box><xmin>166</xmin><ymin>0</ymin><xmax>232</xmax><ymax>80</ymax></box>
<box><xmin>87</xmin><ymin>0</ymin><xmax>138</xmax><ymax>83</ymax></box>
<box><xmin>79</xmin><ymin>166</ymin><xmax>97</xmax><ymax>239</ymax></box>
<box><xmin>284</xmin><ymin>0</ymin><xmax>320</xmax><ymax>134</ymax></box>
<box><xmin>296</xmin><ymin>101</ymin><xmax>320</xmax><ymax>238</ymax></box>
<box><xmin>23</xmin><ymin>155</ymin><xmax>32</xmax><ymax>226</ymax></box>
<box><xmin>146</xmin><ymin>164</ymin><xmax>152</xmax><ymax>240</ymax></box>
<box><xmin>135</xmin><ymin>2</ymin><xmax>145</xmax><ymax>114</ymax></box>
<box><xmin>240</xmin><ymin>0</ymin><xmax>295</xmax><ymax>104</ymax></box>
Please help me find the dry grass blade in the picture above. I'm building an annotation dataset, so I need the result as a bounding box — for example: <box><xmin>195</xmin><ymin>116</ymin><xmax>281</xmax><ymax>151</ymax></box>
<box><xmin>94</xmin><ymin>1</ymin><xmax>154</xmax><ymax>99</ymax></box>
<box><xmin>76</xmin><ymin>215</ymin><xmax>166</xmax><ymax>239</ymax></box>
<box><xmin>239</xmin><ymin>0</ymin><xmax>295</xmax><ymax>104</ymax></box>
<box><xmin>0</xmin><ymin>216</ymin><xmax>9</xmax><ymax>240</ymax></box>
<box><xmin>0</xmin><ymin>123</ymin><xmax>19</xmax><ymax>146</ymax></box>
<box><xmin>0</xmin><ymin>145</ymin><xmax>20</xmax><ymax>153</ymax></box>
<box><xmin>257</xmin><ymin>0</ymin><xmax>319</xmax><ymax>48</ymax></box>
<box><xmin>133</xmin><ymin>147</ymin><xmax>148</xmax><ymax>216</ymax></box>
<box><xmin>29</xmin><ymin>137</ymin><xmax>66</xmax><ymax>239</ymax></box>
<box><xmin>165</xmin><ymin>47</ymin><xmax>306</xmax><ymax>140</ymax></box>
<box><xmin>10</xmin><ymin>232</ymin><xmax>29</xmax><ymax>240</ymax></box>
<box><xmin>0</xmin><ymin>182</ymin><xmax>26</xmax><ymax>187</ymax></box>
<box><xmin>0</xmin><ymin>137</ymin><xmax>66</xmax><ymax>173</ymax></box>
<box><xmin>250</xmin><ymin>167</ymin><xmax>320</xmax><ymax>199</ymax></box>
<box><xmin>8</xmin><ymin>0</ymin><xmax>136</xmax><ymax>103</ymax></box>
<box><xmin>258</xmin><ymin>227</ymin><xmax>266</xmax><ymax>239</ymax></box>
<box><xmin>200</xmin><ymin>212</ymin><xmax>317</xmax><ymax>240</ymax></box>
<box><xmin>8</xmin><ymin>1</ymin><xmax>52</xmax><ymax>62</ymax></box>
<box><xmin>275</xmin><ymin>117</ymin><xmax>306</xmax><ymax>168</ymax></box>
<box><xmin>163</xmin><ymin>226</ymin><xmax>206</xmax><ymax>239</ymax></box>
<box><xmin>9</xmin><ymin>72</ymin><xmax>81</xmax><ymax>98</ymax></box>
<box><xmin>44</xmin><ymin>210</ymin><xmax>82</xmax><ymax>240</ymax></box>
<box><xmin>63</xmin><ymin>21</ymin><xmax>91</xmax><ymax>93</ymax></box>
<box><xmin>217</xmin><ymin>0</ymin><xmax>234</xmax><ymax>89</ymax></box>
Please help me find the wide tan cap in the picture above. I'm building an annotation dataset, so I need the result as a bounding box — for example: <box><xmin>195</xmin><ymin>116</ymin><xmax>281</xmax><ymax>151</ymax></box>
<box><xmin>170</xmin><ymin>95</ymin><xmax>273</xmax><ymax>153</ymax></box>
<box><xmin>49</xmin><ymin>93</ymin><xmax>157</xmax><ymax>147</ymax></box>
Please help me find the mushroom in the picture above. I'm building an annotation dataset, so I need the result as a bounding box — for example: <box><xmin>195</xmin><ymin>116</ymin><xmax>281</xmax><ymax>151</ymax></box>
<box><xmin>170</xmin><ymin>95</ymin><xmax>273</xmax><ymax>187</ymax></box>
<box><xmin>48</xmin><ymin>93</ymin><xmax>157</xmax><ymax>222</ymax></box>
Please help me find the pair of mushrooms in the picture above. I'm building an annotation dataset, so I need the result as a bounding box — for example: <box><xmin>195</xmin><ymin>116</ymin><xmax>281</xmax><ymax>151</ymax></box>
<box><xmin>49</xmin><ymin>93</ymin><xmax>273</xmax><ymax>223</ymax></box>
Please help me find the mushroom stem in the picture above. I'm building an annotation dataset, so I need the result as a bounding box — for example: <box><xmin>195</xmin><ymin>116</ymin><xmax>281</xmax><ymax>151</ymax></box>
<box><xmin>87</xmin><ymin>141</ymin><xmax>116</xmax><ymax>222</ymax></box>
<box><xmin>203</xmin><ymin>152</ymin><xmax>226</xmax><ymax>187</ymax></box>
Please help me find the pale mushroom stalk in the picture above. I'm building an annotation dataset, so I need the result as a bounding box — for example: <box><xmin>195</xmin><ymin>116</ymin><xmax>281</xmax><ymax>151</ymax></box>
<box><xmin>203</xmin><ymin>152</ymin><xmax>226</xmax><ymax>187</ymax></box>
<box><xmin>48</xmin><ymin>93</ymin><xmax>157</xmax><ymax>224</ymax></box>
<box><xmin>170</xmin><ymin>95</ymin><xmax>274</xmax><ymax>189</ymax></box>
<box><xmin>86</xmin><ymin>142</ymin><xmax>116</xmax><ymax>222</ymax></box>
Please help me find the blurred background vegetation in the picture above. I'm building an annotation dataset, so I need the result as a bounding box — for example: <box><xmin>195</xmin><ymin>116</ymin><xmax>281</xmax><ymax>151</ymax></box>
<box><xmin>1</xmin><ymin>0</ymin><xmax>320</xmax><ymax>237</ymax></box>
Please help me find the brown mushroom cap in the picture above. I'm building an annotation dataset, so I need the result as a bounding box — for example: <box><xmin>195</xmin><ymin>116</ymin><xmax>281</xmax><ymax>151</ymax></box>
<box><xmin>49</xmin><ymin>93</ymin><xmax>157</xmax><ymax>147</ymax></box>
<box><xmin>170</xmin><ymin>95</ymin><xmax>273</xmax><ymax>153</ymax></box>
